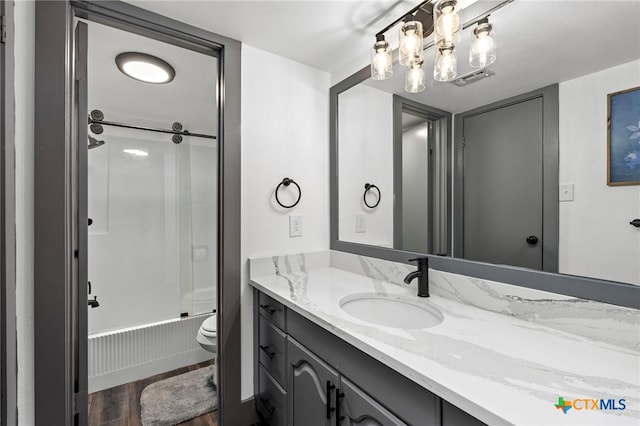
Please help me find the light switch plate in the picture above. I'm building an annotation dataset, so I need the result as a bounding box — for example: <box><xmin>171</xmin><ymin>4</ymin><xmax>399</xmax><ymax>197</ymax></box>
<box><xmin>289</xmin><ymin>215</ymin><xmax>303</xmax><ymax>237</ymax></box>
<box><xmin>356</xmin><ymin>214</ymin><xmax>366</xmax><ymax>233</ymax></box>
<box><xmin>559</xmin><ymin>183</ymin><xmax>574</xmax><ymax>202</ymax></box>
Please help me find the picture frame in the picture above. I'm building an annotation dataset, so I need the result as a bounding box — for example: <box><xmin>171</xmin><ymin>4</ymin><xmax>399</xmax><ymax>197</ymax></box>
<box><xmin>607</xmin><ymin>86</ymin><xmax>640</xmax><ymax>186</ymax></box>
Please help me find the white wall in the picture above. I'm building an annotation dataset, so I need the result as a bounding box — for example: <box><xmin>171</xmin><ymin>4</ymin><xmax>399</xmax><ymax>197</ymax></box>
<box><xmin>338</xmin><ymin>84</ymin><xmax>393</xmax><ymax>246</ymax></box>
<box><xmin>14</xmin><ymin>1</ymin><xmax>36</xmax><ymax>424</ymax></box>
<box><xmin>559</xmin><ymin>60</ymin><xmax>640</xmax><ymax>285</ymax></box>
<box><xmin>241</xmin><ymin>45</ymin><xmax>330</xmax><ymax>399</ymax></box>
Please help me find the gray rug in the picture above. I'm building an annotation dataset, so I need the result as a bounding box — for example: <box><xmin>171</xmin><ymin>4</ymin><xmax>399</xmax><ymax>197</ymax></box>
<box><xmin>140</xmin><ymin>365</ymin><xmax>217</xmax><ymax>426</ymax></box>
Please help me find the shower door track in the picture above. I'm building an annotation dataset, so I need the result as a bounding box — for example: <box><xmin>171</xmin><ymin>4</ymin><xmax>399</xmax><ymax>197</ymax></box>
<box><xmin>89</xmin><ymin>117</ymin><xmax>217</xmax><ymax>140</ymax></box>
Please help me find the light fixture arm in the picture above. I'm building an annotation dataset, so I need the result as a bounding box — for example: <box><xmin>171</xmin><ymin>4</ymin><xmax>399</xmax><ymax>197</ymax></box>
<box><xmin>420</xmin><ymin>0</ymin><xmax>513</xmax><ymax>54</ymax></box>
<box><xmin>375</xmin><ymin>0</ymin><xmax>434</xmax><ymax>38</ymax></box>
<box><xmin>461</xmin><ymin>0</ymin><xmax>514</xmax><ymax>30</ymax></box>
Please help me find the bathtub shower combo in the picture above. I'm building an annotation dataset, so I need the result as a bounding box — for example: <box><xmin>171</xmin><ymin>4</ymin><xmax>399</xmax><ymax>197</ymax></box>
<box><xmin>85</xmin><ymin>21</ymin><xmax>221</xmax><ymax>393</ymax></box>
<box><xmin>87</xmin><ymin>109</ymin><xmax>219</xmax><ymax>392</ymax></box>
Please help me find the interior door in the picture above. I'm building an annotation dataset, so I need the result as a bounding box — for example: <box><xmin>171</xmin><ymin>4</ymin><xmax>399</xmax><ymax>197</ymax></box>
<box><xmin>461</xmin><ymin>97</ymin><xmax>544</xmax><ymax>270</ymax></box>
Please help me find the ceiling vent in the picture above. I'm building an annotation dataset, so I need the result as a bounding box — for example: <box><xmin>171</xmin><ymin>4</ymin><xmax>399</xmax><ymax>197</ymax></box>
<box><xmin>450</xmin><ymin>68</ymin><xmax>495</xmax><ymax>87</ymax></box>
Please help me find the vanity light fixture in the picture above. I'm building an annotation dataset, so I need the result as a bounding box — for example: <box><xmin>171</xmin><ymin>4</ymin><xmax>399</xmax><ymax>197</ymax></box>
<box><xmin>115</xmin><ymin>52</ymin><xmax>176</xmax><ymax>84</ymax></box>
<box><xmin>406</xmin><ymin>56</ymin><xmax>426</xmax><ymax>93</ymax></box>
<box><xmin>469</xmin><ymin>17</ymin><xmax>496</xmax><ymax>68</ymax></box>
<box><xmin>371</xmin><ymin>34</ymin><xmax>393</xmax><ymax>80</ymax></box>
<box><xmin>399</xmin><ymin>19</ymin><xmax>424</xmax><ymax>66</ymax></box>
<box><xmin>369</xmin><ymin>0</ymin><xmax>510</xmax><ymax>89</ymax></box>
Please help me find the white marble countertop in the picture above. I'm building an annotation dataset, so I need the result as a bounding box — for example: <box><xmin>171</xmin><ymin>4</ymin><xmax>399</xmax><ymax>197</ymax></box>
<box><xmin>249</xmin><ymin>264</ymin><xmax>639</xmax><ymax>426</ymax></box>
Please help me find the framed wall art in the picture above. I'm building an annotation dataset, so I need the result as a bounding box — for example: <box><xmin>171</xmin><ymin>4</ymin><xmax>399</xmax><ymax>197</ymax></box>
<box><xmin>608</xmin><ymin>86</ymin><xmax>640</xmax><ymax>186</ymax></box>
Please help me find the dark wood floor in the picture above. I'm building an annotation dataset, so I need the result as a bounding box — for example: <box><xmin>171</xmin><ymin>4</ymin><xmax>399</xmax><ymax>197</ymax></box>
<box><xmin>88</xmin><ymin>360</ymin><xmax>218</xmax><ymax>426</ymax></box>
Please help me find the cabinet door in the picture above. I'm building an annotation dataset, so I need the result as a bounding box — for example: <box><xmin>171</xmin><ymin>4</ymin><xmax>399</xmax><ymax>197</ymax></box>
<box><xmin>339</xmin><ymin>376</ymin><xmax>408</xmax><ymax>426</ymax></box>
<box><xmin>287</xmin><ymin>338</ymin><xmax>339</xmax><ymax>426</ymax></box>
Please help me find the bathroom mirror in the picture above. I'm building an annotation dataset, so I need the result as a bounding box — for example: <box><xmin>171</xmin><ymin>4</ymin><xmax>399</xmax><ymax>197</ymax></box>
<box><xmin>332</xmin><ymin>0</ymin><xmax>640</xmax><ymax>286</ymax></box>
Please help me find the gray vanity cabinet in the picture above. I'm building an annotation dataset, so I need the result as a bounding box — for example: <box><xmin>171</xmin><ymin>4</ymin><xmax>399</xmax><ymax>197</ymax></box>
<box><xmin>254</xmin><ymin>289</ymin><xmax>485</xmax><ymax>426</ymax></box>
<box><xmin>287</xmin><ymin>338</ymin><xmax>339</xmax><ymax>426</ymax></box>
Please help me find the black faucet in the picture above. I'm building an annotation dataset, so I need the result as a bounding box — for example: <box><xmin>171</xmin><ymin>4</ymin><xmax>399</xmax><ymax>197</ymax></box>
<box><xmin>404</xmin><ymin>257</ymin><xmax>429</xmax><ymax>297</ymax></box>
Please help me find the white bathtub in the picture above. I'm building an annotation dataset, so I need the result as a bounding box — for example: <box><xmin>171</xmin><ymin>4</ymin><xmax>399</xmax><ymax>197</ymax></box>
<box><xmin>88</xmin><ymin>313</ymin><xmax>213</xmax><ymax>393</ymax></box>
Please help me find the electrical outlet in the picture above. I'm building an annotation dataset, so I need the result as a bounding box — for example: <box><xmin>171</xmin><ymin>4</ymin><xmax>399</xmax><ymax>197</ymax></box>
<box><xmin>559</xmin><ymin>183</ymin><xmax>574</xmax><ymax>202</ymax></box>
<box><xmin>289</xmin><ymin>215</ymin><xmax>303</xmax><ymax>237</ymax></box>
<box><xmin>356</xmin><ymin>214</ymin><xmax>366</xmax><ymax>233</ymax></box>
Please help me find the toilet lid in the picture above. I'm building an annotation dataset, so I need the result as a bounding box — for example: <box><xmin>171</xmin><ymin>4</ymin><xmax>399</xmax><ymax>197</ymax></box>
<box><xmin>201</xmin><ymin>314</ymin><xmax>217</xmax><ymax>333</ymax></box>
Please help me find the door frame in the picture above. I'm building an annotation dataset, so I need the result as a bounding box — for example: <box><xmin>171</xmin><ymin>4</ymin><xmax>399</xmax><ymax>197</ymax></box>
<box><xmin>34</xmin><ymin>1</ymin><xmax>242</xmax><ymax>424</ymax></box>
<box><xmin>453</xmin><ymin>84</ymin><xmax>559</xmax><ymax>272</ymax></box>
<box><xmin>392</xmin><ymin>95</ymin><xmax>452</xmax><ymax>253</ymax></box>
<box><xmin>1</xmin><ymin>0</ymin><xmax>17</xmax><ymax>424</ymax></box>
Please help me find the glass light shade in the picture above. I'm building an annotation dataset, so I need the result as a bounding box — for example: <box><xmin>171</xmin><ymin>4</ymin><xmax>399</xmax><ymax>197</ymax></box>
<box><xmin>370</xmin><ymin>37</ymin><xmax>393</xmax><ymax>80</ymax></box>
<box><xmin>399</xmin><ymin>20</ymin><xmax>424</xmax><ymax>66</ymax></box>
<box><xmin>405</xmin><ymin>58</ymin><xmax>425</xmax><ymax>93</ymax></box>
<box><xmin>469</xmin><ymin>20</ymin><xmax>496</xmax><ymax>68</ymax></box>
<box><xmin>434</xmin><ymin>0</ymin><xmax>460</xmax><ymax>48</ymax></box>
<box><xmin>434</xmin><ymin>46</ymin><xmax>457</xmax><ymax>81</ymax></box>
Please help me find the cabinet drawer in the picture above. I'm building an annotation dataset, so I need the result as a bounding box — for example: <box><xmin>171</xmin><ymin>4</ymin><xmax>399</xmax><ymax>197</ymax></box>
<box><xmin>258</xmin><ymin>365</ymin><xmax>287</xmax><ymax>426</ymax></box>
<box><xmin>259</xmin><ymin>316</ymin><xmax>287</xmax><ymax>387</ymax></box>
<box><xmin>259</xmin><ymin>292</ymin><xmax>286</xmax><ymax>331</ymax></box>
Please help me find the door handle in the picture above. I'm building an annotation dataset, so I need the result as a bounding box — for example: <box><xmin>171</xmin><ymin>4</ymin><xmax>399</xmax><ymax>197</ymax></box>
<box><xmin>631</xmin><ymin>219</ymin><xmax>640</xmax><ymax>228</ymax></box>
<box><xmin>335</xmin><ymin>389</ymin><xmax>345</xmax><ymax>425</ymax></box>
<box><xmin>259</xmin><ymin>304</ymin><xmax>280</xmax><ymax>315</ymax></box>
<box><xmin>526</xmin><ymin>235</ymin><xmax>539</xmax><ymax>245</ymax></box>
<box><xmin>326</xmin><ymin>381</ymin><xmax>335</xmax><ymax>419</ymax></box>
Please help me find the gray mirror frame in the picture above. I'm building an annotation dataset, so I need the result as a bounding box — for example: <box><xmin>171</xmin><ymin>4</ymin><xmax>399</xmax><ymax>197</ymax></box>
<box><xmin>330</xmin><ymin>66</ymin><xmax>640</xmax><ymax>310</ymax></box>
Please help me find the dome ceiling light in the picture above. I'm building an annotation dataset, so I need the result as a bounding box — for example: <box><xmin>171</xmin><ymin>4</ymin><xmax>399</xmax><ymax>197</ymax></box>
<box><xmin>115</xmin><ymin>52</ymin><xmax>176</xmax><ymax>84</ymax></box>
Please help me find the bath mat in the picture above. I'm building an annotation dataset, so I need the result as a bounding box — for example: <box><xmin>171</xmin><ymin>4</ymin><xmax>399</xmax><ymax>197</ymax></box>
<box><xmin>140</xmin><ymin>365</ymin><xmax>217</xmax><ymax>426</ymax></box>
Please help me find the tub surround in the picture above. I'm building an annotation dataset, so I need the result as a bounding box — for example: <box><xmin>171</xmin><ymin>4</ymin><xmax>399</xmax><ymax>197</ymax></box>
<box><xmin>249</xmin><ymin>251</ymin><xmax>639</xmax><ymax>426</ymax></box>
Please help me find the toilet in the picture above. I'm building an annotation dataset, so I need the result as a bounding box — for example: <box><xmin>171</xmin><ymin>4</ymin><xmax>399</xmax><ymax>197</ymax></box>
<box><xmin>196</xmin><ymin>314</ymin><xmax>218</xmax><ymax>384</ymax></box>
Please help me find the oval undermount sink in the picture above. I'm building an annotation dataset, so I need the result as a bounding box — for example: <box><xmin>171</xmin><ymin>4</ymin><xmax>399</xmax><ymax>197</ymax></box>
<box><xmin>339</xmin><ymin>293</ymin><xmax>443</xmax><ymax>329</ymax></box>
